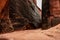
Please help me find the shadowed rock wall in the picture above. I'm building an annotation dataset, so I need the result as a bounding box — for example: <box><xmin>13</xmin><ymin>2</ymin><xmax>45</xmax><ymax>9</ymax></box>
<box><xmin>0</xmin><ymin>0</ymin><xmax>41</xmax><ymax>33</ymax></box>
<box><xmin>42</xmin><ymin>0</ymin><xmax>60</xmax><ymax>29</ymax></box>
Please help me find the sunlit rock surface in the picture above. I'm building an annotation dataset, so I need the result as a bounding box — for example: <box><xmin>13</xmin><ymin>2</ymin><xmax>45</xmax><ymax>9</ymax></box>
<box><xmin>0</xmin><ymin>24</ymin><xmax>60</xmax><ymax>40</ymax></box>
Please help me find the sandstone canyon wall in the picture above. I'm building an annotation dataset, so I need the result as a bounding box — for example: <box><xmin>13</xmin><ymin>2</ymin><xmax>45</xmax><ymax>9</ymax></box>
<box><xmin>0</xmin><ymin>0</ymin><xmax>41</xmax><ymax>33</ymax></box>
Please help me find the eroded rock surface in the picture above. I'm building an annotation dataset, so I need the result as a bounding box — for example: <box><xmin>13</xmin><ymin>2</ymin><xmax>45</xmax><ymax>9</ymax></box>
<box><xmin>0</xmin><ymin>24</ymin><xmax>60</xmax><ymax>40</ymax></box>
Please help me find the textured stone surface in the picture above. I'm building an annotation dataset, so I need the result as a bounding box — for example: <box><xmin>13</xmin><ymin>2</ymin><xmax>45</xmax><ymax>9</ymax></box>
<box><xmin>49</xmin><ymin>0</ymin><xmax>60</xmax><ymax>26</ymax></box>
<box><xmin>42</xmin><ymin>0</ymin><xmax>60</xmax><ymax>27</ymax></box>
<box><xmin>0</xmin><ymin>24</ymin><xmax>60</xmax><ymax>40</ymax></box>
<box><xmin>50</xmin><ymin>0</ymin><xmax>60</xmax><ymax>17</ymax></box>
<box><xmin>0</xmin><ymin>0</ymin><xmax>41</xmax><ymax>33</ymax></box>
